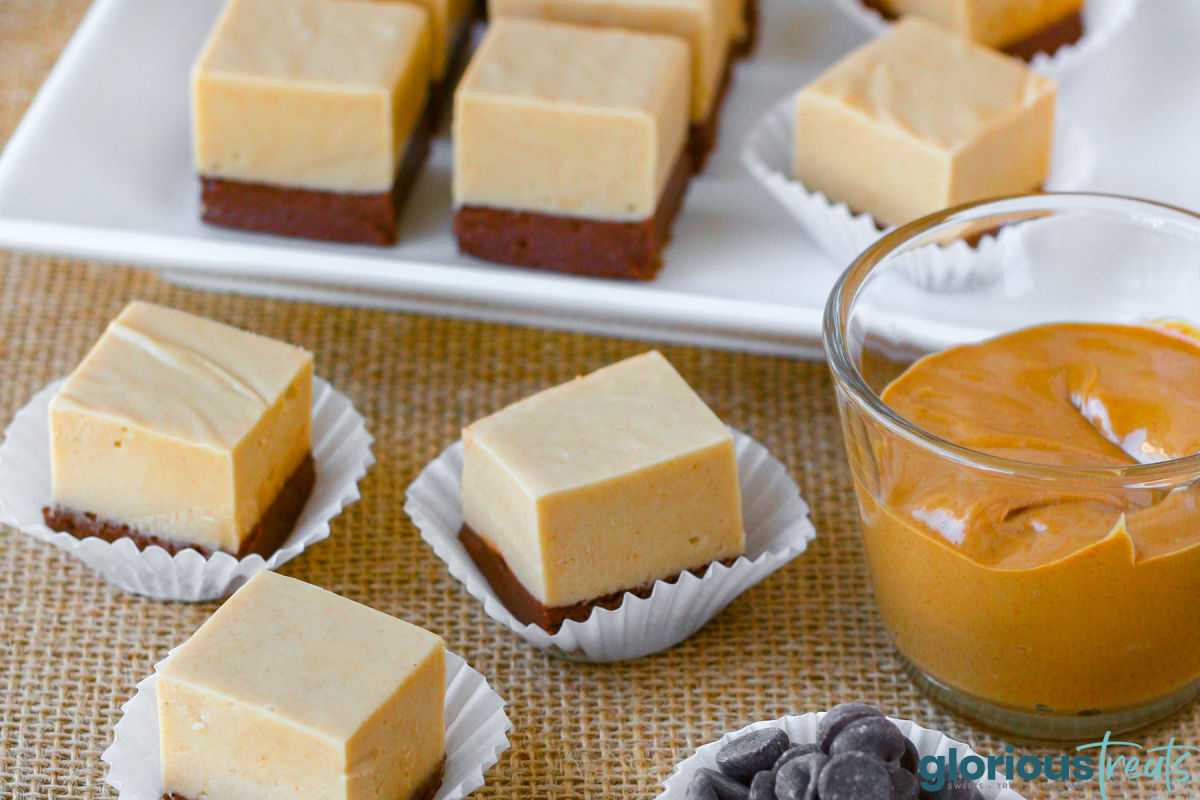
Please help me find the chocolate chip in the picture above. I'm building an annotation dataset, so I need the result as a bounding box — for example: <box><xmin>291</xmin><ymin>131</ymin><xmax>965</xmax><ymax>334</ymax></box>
<box><xmin>816</xmin><ymin>752</ymin><xmax>892</xmax><ymax>800</ymax></box>
<box><xmin>686</xmin><ymin>771</ymin><xmax>719</xmax><ymax>800</ymax></box>
<box><xmin>749</xmin><ymin>770</ymin><xmax>776</xmax><ymax>800</ymax></box>
<box><xmin>816</xmin><ymin>703</ymin><xmax>885</xmax><ymax>752</ymax></box>
<box><xmin>828</xmin><ymin>715</ymin><xmax>907</xmax><ymax>764</ymax></box>
<box><xmin>890</xmin><ymin>765</ymin><xmax>920</xmax><ymax>800</ymax></box>
<box><xmin>774</xmin><ymin>743</ymin><xmax>821</xmax><ymax>773</ymax></box>
<box><xmin>716</xmin><ymin>729</ymin><xmax>791</xmax><ymax>784</ymax></box>
<box><xmin>774</xmin><ymin>753</ymin><xmax>827</xmax><ymax>800</ymax></box>
<box><xmin>700</xmin><ymin>768</ymin><xmax>751</xmax><ymax>800</ymax></box>
<box><xmin>900</xmin><ymin>737</ymin><xmax>920</xmax><ymax>774</ymax></box>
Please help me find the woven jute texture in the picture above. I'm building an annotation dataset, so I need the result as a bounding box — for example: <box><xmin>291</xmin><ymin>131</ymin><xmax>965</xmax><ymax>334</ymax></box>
<box><xmin>1</xmin><ymin>2</ymin><xmax>1194</xmax><ymax>799</ymax></box>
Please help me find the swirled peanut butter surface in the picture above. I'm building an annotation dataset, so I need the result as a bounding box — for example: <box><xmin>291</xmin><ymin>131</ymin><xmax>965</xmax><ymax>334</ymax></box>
<box><xmin>857</xmin><ymin>322</ymin><xmax>1200</xmax><ymax>712</ymax></box>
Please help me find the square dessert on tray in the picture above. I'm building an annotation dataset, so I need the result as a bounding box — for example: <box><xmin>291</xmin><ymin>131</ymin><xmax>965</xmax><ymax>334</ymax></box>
<box><xmin>459</xmin><ymin>351</ymin><xmax>745</xmax><ymax>632</ymax></box>
<box><xmin>193</xmin><ymin>0</ymin><xmax>434</xmax><ymax>245</ymax></box>
<box><xmin>453</xmin><ymin>19</ymin><xmax>692</xmax><ymax>280</ymax></box>
<box><xmin>859</xmin><ymin>0</ymin><xmax>1085</xmax><ymax>60</ymax></box>
<box><xmin>44</xmin><ymin>301</ymin><xmax>314</xmax><ymax>560</ymax></box>
<box><xmin>487</xmin><ymin>0</ymin><xmax>733</xmax><ymax>167</ymax></box>
<box><xmin>157</xmin><ymin>571</ymin><xmax>446</xmax><ymax>800</ymax></box>
<box><xmin>793</xmin><ymin>17</ymin><xmax>1057</xmax><ymax>229</ymax></box>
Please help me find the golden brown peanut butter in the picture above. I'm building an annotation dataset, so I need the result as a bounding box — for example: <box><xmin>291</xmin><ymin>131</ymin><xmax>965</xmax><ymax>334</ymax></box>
<box><xmin>862</xmin><ymin>322</ymin><xmax>1200</xmax><ymax>713</ymax></box>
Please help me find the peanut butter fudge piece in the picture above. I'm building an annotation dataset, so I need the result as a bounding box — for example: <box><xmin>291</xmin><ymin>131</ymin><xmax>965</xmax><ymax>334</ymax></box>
<box><xmin>453</xmin><ymin>19</ymin><xmax>691</xmax><ymax>279</ymax></box>
<box><xmin>193</xmin><ymin>0</ymin><xmax>434</xmax><ymax>245</ymax></box>
<box><xmin>44</xmin><ymin>302</ymin><xmax>313</xmax><ymax>558</ymax></box>
<box><xmin>158</xmin><ymin>571</ymin><xmax>446</xmax><ymax>800</ymax></box>
<box><xmin>793</xmin><ymin>18</ymin><xmax>1056</xmax><ymax>229</ymax></box>
<box><xmin>862</xmin><ymin>0</ymin><xmax>1084</xmax><ymax>58</ymax></box>
<box><xmin>354</xmin><ymin>0</ymin><xmax>475</xmax><ymax>82</ymax></box>
<box><xmin>460</xmin><ymin>351</ymin><xmax>745</xmax><ymax>631</ymax></box>
<box><xmin>487</xmin><ymin>0</ymin><xmax>732</xmax><ymax>167</ymax></box>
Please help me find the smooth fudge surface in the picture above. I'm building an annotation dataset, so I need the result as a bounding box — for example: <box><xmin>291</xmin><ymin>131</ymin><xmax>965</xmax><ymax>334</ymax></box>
<box><xmin>793</xmin><ymin>17</ymin><xmax>1056</xmax><ymax>228</ymax></box>
<box><xmin>48</xmin><ymin>302</ymin><xmax>312</xmax><ymax>554</ymax></box>
<box><xmin>872</xmin><ymin>0</ymin><xmax>1084</xmax><ymax>49</ymax></box>
<box><xmin>453</xmin><ymin>18</ymin><xmax>689</xmax><ymax>221</ymax></box>
<box><xmin>352</xmin><ymin>0</ymin><xmax>474</xmax><ymax>79</ymax></box>
<box><xmin>487</xmin><ymin>0</ymin><xmax>729</xmax><ymax>122</ymax></box>
<box><xmin>193</xmin><ymin>0</ymin><xmax>433</xmax><ymax>194</ymax></box>
<box><xmin>461</xmin><ymin>351</ymin><xmax>745</xmax><ymax>609</ymax></box>
<box><xmin>158</xmin><ymin>571</ymin><xmax>446</xmax><ymax>800</ymax></box>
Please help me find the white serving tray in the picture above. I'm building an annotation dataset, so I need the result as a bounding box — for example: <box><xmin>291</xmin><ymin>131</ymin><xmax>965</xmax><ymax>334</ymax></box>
<box><xmin>0</xmin><ymin>0</ymin><xmax>1197</xmax><ymax>357</ymax></box>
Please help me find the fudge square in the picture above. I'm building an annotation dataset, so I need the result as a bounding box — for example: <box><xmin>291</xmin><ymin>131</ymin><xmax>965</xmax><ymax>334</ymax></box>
<box><xmin>865</xmin><ymin>0</ymin><xmax>1083</xmax><ymax>56</ymax></box>
<box><xmin>793</xmin><ymin>17</ymin><xmax>1057</xmax><ymax>228</ymax></box>
<box><xmin>192</xmin><ymin>0</ymin><xmax>433</xmax><ymax>245</ymax></box>
<box><xmin>453</xmin><ymin>19</ymin><xmax>691</xmax><ymax>280</ymax></box>
<box><xmin>45</xmin><ymin>302</ymin><xmax>313</xmax><ymax>558</ymax></box>
<box><xmin>158</xmin><ymin>571</ymin><xmax>446</xmax><ymax>800</ymax></box>
<box><xmin>460</xmin><ymin>351</ymin><xmax>745</xmax><ymax>630</ymax></box>
<box><xmin>486</xmin><ymin>0</ymin><xmax>732</xmax><ymax>167</ymax></box>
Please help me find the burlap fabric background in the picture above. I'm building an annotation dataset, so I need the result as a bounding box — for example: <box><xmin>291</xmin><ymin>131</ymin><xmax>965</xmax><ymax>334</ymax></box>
<box><xmin>0</xmin><ymin>2</ymin><xmax>1192</xmax><ymax>798</ymax></box>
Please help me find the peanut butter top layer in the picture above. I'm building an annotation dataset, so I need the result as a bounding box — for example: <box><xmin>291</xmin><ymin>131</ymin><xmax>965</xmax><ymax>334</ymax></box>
<box><xmin>51</xmin><ymin>302</ymin><xmax>312</xmax><ymax>450</ymax></box>
<box><xmin>465</xmin><ymin>350</ymin><xmax>731</xmax><ymax>496</ymax></box>
<box><xmin>458</xmin><ymin>18</ymin><xmax>688</xmax><ymax>116</ymax></box>
<box><xmin>876</xmin><ymin>0</ymin><xmax>1084</xmax><ymax>50</ymax></box>
<box><xmin>880</xmin><ymin>322</ymin><xmax>1200</xmax><ymax>569</ymax></box>
<box><xmin>807</xmin><ymin>17</ymin><xmax>1055</xmax><ymax>151</ymax></box>
<box><xmin>160</xmin><ymin>571</ymin><xmax>445</xmax><ymax>740</ymax></box>
<box><xmin>197</xmin><ymin>0</ymin><xmax>428</xmax><ymax>89</ymax></box>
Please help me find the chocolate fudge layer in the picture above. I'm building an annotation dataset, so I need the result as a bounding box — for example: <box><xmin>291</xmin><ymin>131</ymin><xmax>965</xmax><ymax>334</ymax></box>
<box><xmin>200</xmin><ymin>100</ymin><xmax>436</xmax><ymax>246</ymax></box>
<box><xmin>455</xmin><ymin>147</ymin><xmax>690</xmax><ymax>280</ymax></box>
<box><xmin>1001</xmin><ymin>10</ymin><xmax>1083</xmax><ymax>60</ymax></box>
<box><xmin>460</xmin><ymin>524</ymin><xmax>734</xmax><ymax>632</ymax></box>
<box><xmin>735</xmin><ymin>0</ymin><xmax>759</xmax><ymax>57</ymax></box>
<box><xmin>45</xmin><ymin>453</ymin><xmax>315</xmax><ymax>560</ymax></box>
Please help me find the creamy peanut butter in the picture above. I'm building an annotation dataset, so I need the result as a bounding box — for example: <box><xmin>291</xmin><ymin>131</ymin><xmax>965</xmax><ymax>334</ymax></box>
<box><xmin>461</xmin><ymin>351</ymin><xmax>744</xmax><ymax>608</ymax></box>
<box><xmin>49</xmin><ymin>302</ymin><xmax>312</xmax><ymax>553</ymax></box>
<box><xmin>861</xmin><ymin>322</ymin><xmax>1200</xmax><ymax>712</ymax></box>
<box><xmin>794</xmin><ymin>18</ymin><xmax>1055</xmax><ymax>228</ymax></box>
<box><xmin>487</xmin><ymin>0</ymin><xmax>729</xmax><ymax>122</ymax></box>
<box><xmin>453</xmin><ymin>19</ymin><xmax>690</xmax><ymax>221</ymax></box>
<box><xmin>193</xmin><ymin>0</ymin><xmax>432</xmax><ymax>193</ymax></box>
<box><xmin>874</xmin><ymin>0</ymin><xmax>1084</xmax><ymax>49</ymax></box>
<box><xmin>354</xmin><ymin>0</ymin><xmax>473</xmax><ymax>79</ymax></box>
<box><xmin>159</xmin><ymin>571</ymin><xmax>446</xmax><ymax>800</ymax></box>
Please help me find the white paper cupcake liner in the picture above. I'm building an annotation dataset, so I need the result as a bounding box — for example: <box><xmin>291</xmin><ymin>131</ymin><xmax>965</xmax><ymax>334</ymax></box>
<box><xmin>741</xmin><ymin>95</ymin><xmax>1096</xmax><ymax>291</ymax></box>
<box><xmin>101</xmin><ymin>648</ymin><xmax>511</xmax><ymax>800</ymax></box>
<box><xmin>0</xmin><ymin>376</ymin><xmax>374</xmax><ymax>602</ymax></box>
<box><xmin>405</xmin><ymin>427</ymin><xmax>816</xmax><ymax>663</ymax></box>
<box><xmin>657</xmin><ymin>712</ymin><xmax>1027</xmax><ymax>800</ymax></box>
<box><xmin>825</xmin><ymin>0</ymin><xmax>1140</xmax><ymax>80</ymax></box>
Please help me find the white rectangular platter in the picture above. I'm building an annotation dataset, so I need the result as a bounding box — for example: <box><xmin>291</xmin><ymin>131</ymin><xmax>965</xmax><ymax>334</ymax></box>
<box><xmin>0</xmin><ymin>0</ymin><xmax>1198</xmax><ymax>357</ymax></box>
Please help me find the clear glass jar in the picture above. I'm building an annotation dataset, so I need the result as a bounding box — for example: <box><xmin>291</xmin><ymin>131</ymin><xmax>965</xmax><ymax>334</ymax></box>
<box><xmin>823</xmin><ymin>193</ymin><xmax>1200</xmax><ymax>739</ymax></box>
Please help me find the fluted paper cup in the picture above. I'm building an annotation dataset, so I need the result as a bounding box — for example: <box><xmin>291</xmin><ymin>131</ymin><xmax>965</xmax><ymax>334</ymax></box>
<box><xmin>742</xmin><ymin>95</ymin><xmax>1095</xmax><ymax>290</ymax></box>
<box><xmin>101</xmin><ymin>648</ymin><xmax>511</xmax><ymax>800</ymax></box>
<box><xmin>0</xmin><ymin>377</ymin><xmax>374</xmax><ymax>602</ymax></box>
<box><xmin>826</xmin><ymin>0</ymin><xmax>1140</xmax><ymax>80</ymax></box>
<box><xmin>405</xmin><ymin>427</ymin><xmax>816</xmax><ymax>662</ymax></box>
<box><xmin>657</xmin><ymin>712</ymin><xmax>1027</xmax><ymax>800</ymax></box>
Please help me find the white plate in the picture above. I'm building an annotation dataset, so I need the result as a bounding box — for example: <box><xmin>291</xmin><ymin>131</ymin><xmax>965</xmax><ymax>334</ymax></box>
<box><xmin>0</xmin><ymin>0</ymin><xmax>1198</xmax><ymax>357</ymax></box>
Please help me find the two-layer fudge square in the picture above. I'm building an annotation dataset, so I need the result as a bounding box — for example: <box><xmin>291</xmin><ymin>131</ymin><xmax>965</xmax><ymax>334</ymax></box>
<box><xmin>452</xmin><ymin>19</ymin><xmax>692</xmax><ymax>280</ymax></box>
<box><xmin>158</xmin><ymin>571</ymin><xmax>446</xmax><ymax>800</ymax></box>
<box><xmin>793</xmin><ymin>17</ymin><xmax>1056</xmax><ymax>229</ymax></box>
<box><xmin>193</xmin><ymin>0</ymin><xmax>434</xmax><ymax>245</ymax></box>
<box><xmin>459</xmin><ymin>351</ymin><xmax>745</xmax><ymax>631</ymax></box>
<box><xmin>44</xmin><ymin>302</ymin><xmax>314</xmax><ymax>558</ymax></box>
<box><xmin>487</xmin><ymin>0</ymin><xmax>732</xmax><ymax>167</ymax></box>
<box><xmin>861</xmin><ymin>0</ymin><xmax>1084</xmax><ymax>59</ymax></box>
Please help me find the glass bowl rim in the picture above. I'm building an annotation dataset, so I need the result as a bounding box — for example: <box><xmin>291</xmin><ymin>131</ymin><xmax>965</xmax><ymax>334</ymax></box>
<box><xmin>822</xmin><ymin>191</ymin><xmax>1200</xmax><ymax>485</ymax></box>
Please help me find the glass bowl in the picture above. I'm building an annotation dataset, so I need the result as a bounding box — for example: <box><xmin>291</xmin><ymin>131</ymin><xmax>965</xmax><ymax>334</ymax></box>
<box><xmin>823</xmin><ymin>193</ymin><xmax>1200</xmax><ymax>740</ymax></box>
